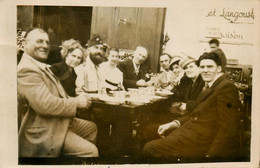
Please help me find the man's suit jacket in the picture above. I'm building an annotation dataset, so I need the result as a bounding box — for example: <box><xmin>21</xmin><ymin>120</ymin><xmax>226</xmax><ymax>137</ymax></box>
<box><xmin>168</xmin><ymin>75</ymin><xmax>205</xmax><ymax>120</ymax></box>
<box><xmin>173</xmin><ymin>75</ymin><xmax>241</xmax><ymax>158</ymax></box>
<box><xmin>50</xmin><ymin>60</ymin><xmax>77</xmax><ymax>97</ymax></box>
<box><xmin>117</xmin><ymin>59</ymin><xmax>150</xmax><ymax>89</ymax></box>
<box><xmin>18</xmin><ymin>54</ymin><xmax>78</xmax><ymax>157</ymax></box>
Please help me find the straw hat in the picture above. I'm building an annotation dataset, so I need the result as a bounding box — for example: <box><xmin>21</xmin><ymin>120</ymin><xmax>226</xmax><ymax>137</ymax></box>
<box><xmin>179</xmin><ymin>56</ymin><xmax>196</xmax><ymax>69</ymax></box>
<box><xmin>170</xmin><ymin>56</ymin><xmax>182</xmax><ymax>65</ymax></box>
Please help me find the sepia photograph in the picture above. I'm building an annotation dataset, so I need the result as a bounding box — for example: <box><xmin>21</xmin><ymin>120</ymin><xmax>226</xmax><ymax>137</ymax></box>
<box><xmin>1</xmin><ymin>0</ymin><xmax>260</xmax><ymax>167</ymax></box>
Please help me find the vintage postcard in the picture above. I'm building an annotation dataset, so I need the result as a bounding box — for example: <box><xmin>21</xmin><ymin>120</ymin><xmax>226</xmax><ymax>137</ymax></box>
<box><xmin>0</xmin><ymin>0</ymin><xmax>259</xmax><ymax>167</ymax></box>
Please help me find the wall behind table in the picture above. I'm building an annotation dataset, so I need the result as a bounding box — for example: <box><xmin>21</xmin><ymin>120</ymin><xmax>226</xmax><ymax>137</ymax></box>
<box><xmin>164</xmin><ymin>1</ymin><xmax>259</xmax><ymax>66</ymax></box>
<box><xmin>91</xmin><ymin>7</ymin><xmax>166</xmax><ymax>72</ymax></box>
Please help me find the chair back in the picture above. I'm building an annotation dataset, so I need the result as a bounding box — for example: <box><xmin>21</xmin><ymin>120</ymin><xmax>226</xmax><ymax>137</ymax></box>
<box><xmin>17</xmin><ymin>94</ymin><xmax>28</xmax><ymax>130</ymax></box>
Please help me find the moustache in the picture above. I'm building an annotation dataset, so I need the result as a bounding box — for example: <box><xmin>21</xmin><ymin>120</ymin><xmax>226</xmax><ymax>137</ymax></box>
<box><xmin>93</xmin><ymin>52</ymin><xmax>103</xmax><ymax>57</ymax></box>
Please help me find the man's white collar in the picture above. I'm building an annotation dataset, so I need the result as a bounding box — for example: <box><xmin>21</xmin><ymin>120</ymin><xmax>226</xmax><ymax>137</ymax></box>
<box><xmin>207</xmin><ymin>73</ymin><xmax>223</xmax><ymax>87</ymax></box>
<box><xmin>23</xmin><ymin>53</ymin><xmax>48</xmax><ymax>69</ymax></box>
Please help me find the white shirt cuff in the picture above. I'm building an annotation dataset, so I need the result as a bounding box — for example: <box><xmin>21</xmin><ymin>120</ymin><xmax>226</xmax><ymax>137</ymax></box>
<box><xmin>173</xmin><ymin>120</ymin><xmax>181</xmax><ymax>127</ymax></box>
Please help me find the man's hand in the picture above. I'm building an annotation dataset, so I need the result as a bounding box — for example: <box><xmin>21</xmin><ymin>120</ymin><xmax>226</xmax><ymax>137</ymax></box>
<box><xmin>171</xmin><ymin>102</ymin><xmax>182</xmax><ymax>108</ymax></box>
<box><xmin>146</xmin><ymin>80</ymin><xmax>154</xmax><ymax>87</ymax></box>
<box><xmin>164</xmin><ymin>83</ymin><xmax>174</xmax><ymax>91</ymax></box>
<box><xmin>179</xmin><ymin>102</ymin><xmax>186</xmax><ymax>111</ymax></box>
<box><xmin>136</xmin><ymin>79</ymin><xmax>147</xmax><ymax>87</ymax></box>
<box><xmin>76</xmin><ymin>94</ymin><xmax>92</xmax><ymax>109</ymax></box>
<box><xmin>157</xmin><ymin>121</ymin><xmax>179</xmax><ymax>138</ymax></box>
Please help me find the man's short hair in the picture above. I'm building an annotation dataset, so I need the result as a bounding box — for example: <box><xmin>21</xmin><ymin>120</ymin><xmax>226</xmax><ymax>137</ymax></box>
<box><xmin>135</xmin><ymin>46</ymin><xmax>148</xmax><ymax>54</ymax></box>
<box><xmin>196</xmin><ymin>52</ymin><xmax>208</xmax><ymax>66</ymax></box>
<box><xmin>160</xmin><ymin>53</ymin><xmax>171</xmax><ymax>59</ymax></box>
<box><xmin>24</xmin><ymin>27</ymin><xmax>47</xmax><ymax>39</ymax></box>
<box><xmin>209</xmin><ymin>38</ymin><xmax>220</xmax><ymax>46</ymax></box>
<box><xmin>197</xmin><ymin>51</ymin><xmax>222</xmax><ymax>67</ymax></box>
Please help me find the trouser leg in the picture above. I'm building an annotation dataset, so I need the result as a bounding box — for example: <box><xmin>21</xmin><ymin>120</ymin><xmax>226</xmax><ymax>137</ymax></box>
<box><xmin>141</xmin><ymin>123</ymin><xmax>161</xmax><ymax>144</ymax></box>
<box><xmin>143</xmin><ymin>130</ymin><xmax>205</xmax><ymax>159</ymax></box>
<box><xmin>70</xmin><ymin>118</ymin><xmax>97</xmax><ymax>144</ymax></box>
<box><xmin>62</xmin><ymin>118</ymin><xmax>98</xmax><ymax>157</ymax></box>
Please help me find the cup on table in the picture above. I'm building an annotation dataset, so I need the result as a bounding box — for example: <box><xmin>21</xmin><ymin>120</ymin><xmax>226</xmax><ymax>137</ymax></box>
<box><xmin>98</xmin><ymin>87</ymin><xmax>107</xmax><ymax>95</ymax></box>
<box><xmin>128</xmin><ymin>88</ymin><xmax>139</xmax><ymax>97</ymax></box>
<box><xmin>113</xmin><ymin>91</ymin><xmax>126</xmax><ymax>98</ymax></box>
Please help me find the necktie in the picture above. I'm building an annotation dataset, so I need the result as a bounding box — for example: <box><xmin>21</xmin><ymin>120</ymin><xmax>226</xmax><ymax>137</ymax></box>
<box><xmin>135</xmin><ymin>64</ymin><xmax>140</xmax><ymax>75</ymax></box>
<box><xmin>94</xmin><ymin>65</ymin><xmax>101</xmax><ymax>89</ymax></box>
<box><xmin>202</xmin><ymin>82</ymin><xmax>209</xmax><ymax>92</ymax></box>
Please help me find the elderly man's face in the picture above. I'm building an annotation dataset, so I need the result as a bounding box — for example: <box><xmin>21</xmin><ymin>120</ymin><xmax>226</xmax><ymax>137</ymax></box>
<box><xmin>160</xmin><ymin>55</ymin><xmax>171</xmax><ymax>71</ymax></box>
<box><xmin>199</xmin><ymin>59</ymin><xmax>221</xmax><ymax>82</ymax></box>
<box><xmin>133</xmin><ymin>47</ymin><xmax>148</xmax><ymax>65</ymax></box>
<box><xmin>88</xmin><ymin>44</ymin><xmax>105</xmax><ymax>65</ymax></box>
<box><xmin>24</xmin><ymin>29</ymin><xmax>50</xmax><ymax>62</ymax></box>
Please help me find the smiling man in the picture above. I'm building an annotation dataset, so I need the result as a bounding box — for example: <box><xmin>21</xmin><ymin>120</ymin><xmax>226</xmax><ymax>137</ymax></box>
<box><xmin>143</xmin><ymin>52</ymin><xmax>242</xmax><ymax>162</ymax></box>
<box><xmin>156</xmin><ymin>53</ymin><xmax>176</xmax><ymax>90</ymax></box>
<box><xmin>18</xmin><ymin>28</ymin><xmax>98</xmax><ymax>157</ymax></box>
<box><xmin>117</xmin><ymin>46</ymin><xmax>150</xmax><ymax>89</ymax></box>
<box><xmin>159</xmin><ymin>53</ymin><xmax>171</xmax><ymax>72</ymax></box>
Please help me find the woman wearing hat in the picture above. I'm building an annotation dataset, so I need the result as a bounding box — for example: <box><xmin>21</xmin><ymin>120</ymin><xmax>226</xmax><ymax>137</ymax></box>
<box><xmin>170</xmin><ymin>55</ymin><xmax>205</xmax><ymax>116</ymax></box>
<box><xmin>142</xmin><ymin>55</ymin><xmax>205</xmax><ymax>144</ymax></box>
<box><xmin>169</xmin><ymin>56</ymin><xmax>185</xmax><ymax>87</ymax></box>
<box><xmin>50</xmin><ymin>39</ymin><xmax>85</xmax><ymax>97</ymax></box>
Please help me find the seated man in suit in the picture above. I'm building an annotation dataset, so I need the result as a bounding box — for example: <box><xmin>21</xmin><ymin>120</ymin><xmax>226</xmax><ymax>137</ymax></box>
<box><xmin>143</xmin><ymin>52</ymin><xmax>241</xmax><ymax>161</ymax></box>
<box><xmin>117</xmin><ymin>46</ymin><xmax>150</xmax><ymax>89</ymax></box>
<box><xmin>18</xmin><ymin>28</ymin><xmax>98</xmax><ymax>157</ymax></box>
<box><xmin>170</xmin><ymin>55</ymin><xmax>205</xmax><ymax>116</ymax></box>
<box><xmin>156</xmin><ymin>53</ymin><xmax>176</xmax><ymax>90</ymax></box>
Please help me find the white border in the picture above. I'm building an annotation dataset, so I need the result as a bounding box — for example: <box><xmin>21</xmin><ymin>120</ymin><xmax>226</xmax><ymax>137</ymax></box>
<box><xmin>1</xmin><ymin>0</ymin><xmax>259</xmax><ymax>167</ymax></box>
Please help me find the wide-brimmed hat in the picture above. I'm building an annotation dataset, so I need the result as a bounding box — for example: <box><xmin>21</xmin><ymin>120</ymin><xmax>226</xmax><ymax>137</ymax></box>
<box><xmin>170</xmin><ymin>56</ymin><xmax>182</xmax><ymax>66</ymax></box>
<box><xmin>179</xmin><ymin>56</ymin><xmax>196</xmax><ymax>69</ymax></box>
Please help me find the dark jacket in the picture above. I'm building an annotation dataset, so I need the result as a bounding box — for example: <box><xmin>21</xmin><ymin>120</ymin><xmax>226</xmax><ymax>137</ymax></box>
<box><xmin>214</xmin><ymin>48</ymin><xmax>227</xmax><ymax>72</ymax></box>
<box><xmin>144</xmin><ymin>75</ymin><xmax>242</xmax><ymax>160</ymax></box>
<box><xmin>184</xmin><ymin>75</ymin><xmax>205</xmax><ymax>111</ymax></box>
<box><xmin>50</xmin><ymin>61</ymin><xmax>77</xmax><ymax>97</ymax></box>
<box><xmin>117</xmin><ymin>59</ymin><xmax>150</xmax><ymax>89</ymax></box>
<box><xmin>171</xmin><ymin>74</ymin><xmax>205</xmax><ymax>111</ymax></box>
<box><xmin>176</xmin><ymin>75</ymin><xmax>241</xmax><ymax>158</ymax></box>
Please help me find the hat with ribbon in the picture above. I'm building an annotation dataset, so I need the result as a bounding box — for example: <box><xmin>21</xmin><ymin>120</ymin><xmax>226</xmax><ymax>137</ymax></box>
<box><xmin>170</xmin><ymin>56</ymin><xmax>182</xmax><ymax>66</ymax></box>
<box><xmin>179</xmin><ymin>56</ymin><xmax>196</xmax><ymax>69</ymax></box>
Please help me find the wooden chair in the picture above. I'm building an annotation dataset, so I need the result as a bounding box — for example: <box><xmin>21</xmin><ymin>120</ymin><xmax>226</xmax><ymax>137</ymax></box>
<box><xmin>17</xmin><ymin>94</ymin><xmax>28</xmax><ymax>130</ymax></box>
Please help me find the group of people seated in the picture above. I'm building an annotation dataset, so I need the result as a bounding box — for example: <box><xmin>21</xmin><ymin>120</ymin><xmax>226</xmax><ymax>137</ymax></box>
<box><xmin>17</xmin><ymin>27</ymin><xmax>242</xmax><ymax>162</ymax></box>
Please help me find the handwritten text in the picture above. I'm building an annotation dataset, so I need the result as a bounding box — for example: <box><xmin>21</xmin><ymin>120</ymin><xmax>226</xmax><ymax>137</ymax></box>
<box><xmin>206</xmin><ymin>8</ymin><xmax>254</xmax><ymax>23</ymax></box>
